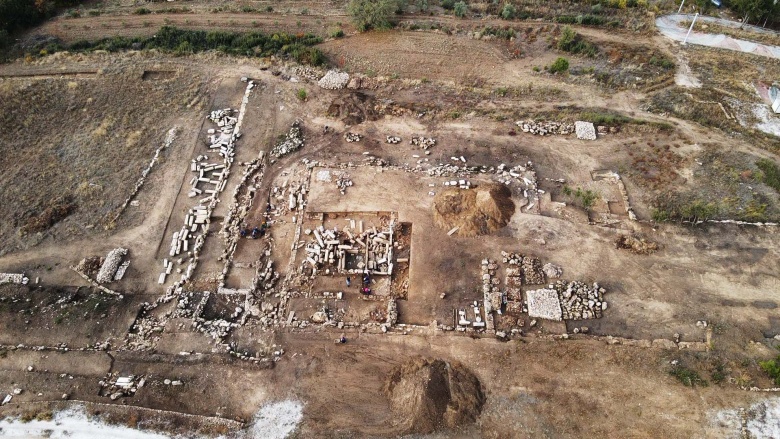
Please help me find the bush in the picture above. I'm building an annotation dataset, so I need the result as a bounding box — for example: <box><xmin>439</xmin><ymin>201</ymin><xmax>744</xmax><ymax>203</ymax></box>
<box><xmin>756</xmin><ymin>158</ymin><xmax>780</xmax><ymax>193</ymax></box>
<box><xmin>557</xmin><ymin>26</ymin><xmax>597</xmax><ymax>57</ymax></box>
<box><xmin>453</xmin><ymin>1</ymin><xmax>467</xmax><ymax>17</ymax></box>
<box><xmin>649</xmin><ymin>56</ymin><xmax>675</xmax><ymax>70</ymax></box>
<box><xmin>500</xmin><ymin>3</ymin><xmax>515</xmax><ymax>19</ymax></box>
<box><xmin>347</xmin><ymin>0</ymin><xmax>397</xmax><ymax>31</ymax></box>
<box><xmin>441</xmin><ymin>0</ymin><xmax>455</xmax><ymax>9</ymax></box>
<box><xmin>329</xmin><ymin>28</ymin><xmax>344</xmax><ymax>38</ymax></box>
<box><xmin>416</xmin><ymin>0</ymin><xmax>429</xmax><ymax>12</ymax></box>
<box><xmin>759</xmin><ymin>355</ymin><xmax>780</xmax><ymax>386</ymax></box>
<box><xmin>670</xmin><ymin>366</ymin><xmax>708</xmax><ymax>387</ymax></box>
<box><xmin>549</xmin><ymin>57</ymin><xmax>569</xmax><ymax>74</ymax></box>
<box><xmin>297</xmin><ymin>88</ymin><xmax>307</xmax><ymax>101</ymax></box>
<box><xmin>134</xmin><ymin>7</ymin><xmax>151</xmax><ymax>15</ymax></box>
<box><xmin>56</xmin><ymin>27</ymin><xmax>327</xmax><ymax>65</ymax></box>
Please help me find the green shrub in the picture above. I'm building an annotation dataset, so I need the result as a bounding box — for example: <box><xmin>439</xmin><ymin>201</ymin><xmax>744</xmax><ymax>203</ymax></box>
<box><xmin>348</xmin><ymin>0</ymin><xmax>397</xmax><ymax>31</ymax></box>
<box><xmin>756</xmin><ymin>158</ymin><xmax>780</xmax><ymax>193</ymax></box>
<box><xmin>453</xmin><ymin>1</ymin><xmax>467</xmax><ymax>17</ymax></box>
<box><xmin>134</xmin><ymin>7</ymin><xmax>151</xmax><ymax>15</ymax></box>
<box><xmin>549</xmin><ymin>57</ymin><xmax>569</xmax><ymax>74</ymax></box>
<box><xmin>329</xmin><ymin>28</ymin><xmax>345</xmax><ymax>38</ymax></box>
<box><xmin>297</xmin><ymin>88</ymin><xmax>307</xmax><ymax>101</ymax></box>
<box><xmin>670</xmin><ymin>366</ymin><xmax>708</xmax><ymax>387</ymax></box>
<box><xmin>59</xmin><ymin>27</ymin><xmax>326</xmax><ymax>65</ymax></box>
<box><xmin>532</xmin><ymin>65</ymin><xmax>540</xmax><ymax>72</ymax></box>
<box><xmin>759</xmin><ymin>355</ymin><xmax>780</xmax><ymax>386</ymax></box>
<box><xmin>416</xmin><ymin>0</ymin><xmax>429</xmax><ymax>12</ymax></box>
<box><xmin>649</xmin><ymin>56</ymin><xmax>675</xmax><ymax>70</ymax></box>
<box><xmin>557</xmin><ymin>26</ymin><xmax>597</xmax><ymax>57</ymax></box>
<box><xmin>441</xmin><ymin>0</ymin><xmax>455</xmax><ymax>9</ymax></box>
<box><xmin>500</xmin><ymin>3</ymin><xmax>516</xmax><ymax>19</ymax></box>
<box><xmin>88</xmin><ymin>9</ymin><xmax>101</xmax><ymax>16</ymax></box>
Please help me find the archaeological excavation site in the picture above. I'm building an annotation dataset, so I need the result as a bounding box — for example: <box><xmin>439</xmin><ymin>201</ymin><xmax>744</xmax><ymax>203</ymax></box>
<box><xmin>2</xmin><ymin>0</ymin><xmax>780</xmax><ymax>437</ymax></box>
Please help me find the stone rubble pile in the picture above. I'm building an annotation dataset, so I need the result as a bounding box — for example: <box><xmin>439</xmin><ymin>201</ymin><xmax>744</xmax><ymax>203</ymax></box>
<box><xmin>526</xmin><ymin>288</ymin><xmax>563</xmax><ymax>321</ymax></box>
<box><xmin>291</xmin><ymin>67</ymin><xmax>322</xmax><ymax>82</ymax></box>
<box><xmin>480</xmin><ymin>259</ymin><xmax>501</xmax><ymax>326</ymax></box>
<box><xmin>542</xmin><ymin>263</ymin><xmax>563</xmax><ymax>279</ymax></box>
<box><xmin>100</xmin><ymin>374</ymin><xmax>145</xmax><ymax>400</ymax></box>
<box><xmin>271</xmin><ymin>120</ymin><xmax>304</xmax><ymax>157</ymax></box>
<box><xmin>302</xmin><ymin>220</ymin><xmax>396</xmax><ymax>276</ymax></box>
<box><xmin>317</xmin><ymin>70</ymin><xmax>350</xmax><ymax>90</ymax></box>
<box><xmin>521</xmin><ymin>256</ymin><xmax>546</xmax><ymax>285</ymax></box>
<box><xmin>344</xmin><ymin>132</ymin><xmax>362</xmax><ymax>142</ymax></box>
<box><xmin>553</xmin><ymin>280</ymin><xmax>606</xmax><ymax>320</ymax></box>
<box><xmin>492</xmin><ymin>162</ymin><xmax>540</xmax><ymax>213</ymax></box>
<box><xmin>574</xmin><ymin>121</ymin><xmax>597</xmax><ymax>140</ymax></box>
<box><xmin>114</xmin><ymin>261</ymin><xmax>130</xmax><ymax>281</ymax></box>
<box><xmin>95</xmin><ymin>248</ymin><xmax>128</xmax><ymax>284</ymax></box>
<box><xmin>0</xmin><ymin>273</ymin><xmax>28</xmax><ymax>285</ymax></box>
<box><xmin>335</xmin><ymin>172</ymin><xmax>353</xmax><ymax>195</ymax></box>
<box><xmin>515</xmin><ymin>120</ymin><xmax>574</xmax><ymax>136</ymax></box>
<box><xmin>386</xmin><ymin>136</ymin><xmax>401</xmax><ymax>144</ymax></box>
<box><xmin>386</xmin><ymin>299</ymin><xmax>398</xmax><ymax>325</ymax></box>
<box><xmin>410</xmin><ymin>136</ymin><xmax>436</xmax><ymax>150</ymax></box>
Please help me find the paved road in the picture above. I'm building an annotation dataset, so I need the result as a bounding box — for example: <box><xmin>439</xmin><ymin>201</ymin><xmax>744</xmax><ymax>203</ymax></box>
<box><xmin>656</xmin><ymin>14</ymin><xmax>780</xmax><ymax>59</ymax></box>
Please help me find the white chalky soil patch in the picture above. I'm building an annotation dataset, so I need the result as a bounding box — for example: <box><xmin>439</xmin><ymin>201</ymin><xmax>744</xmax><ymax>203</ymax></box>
<box><xmin>246</xmin><ymin>400</ymin><xmax>303</xmax><ymax>439</ymax></box>
<box><xmin>711</xmin><ymin>397</ymin><xmax>780</xmax><ymax>438</ymax></box>
<box><xmin>0</xmin><ymin>407</ymin><xmax>168</xmax><ymax>438</ymax></box>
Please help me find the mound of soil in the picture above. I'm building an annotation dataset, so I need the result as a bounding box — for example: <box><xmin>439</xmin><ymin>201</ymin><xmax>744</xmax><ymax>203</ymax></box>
<box><xmin>326</xmin><ymin>92</ymin><xmax>379</xmax><ymax>125</ymax></box>
<box><xmin>432</xmin><ymin>183</ymin><xmax>515</xmax><ymax>237</ymax></box>
<box><xmin>383</xmin><ymin>357</ymin><xmax>485</xmax><ymax>434</ymax></box>
<box><xmin>615</xmin><ymin>234</ymin><xmax>660</xmax><ymax>254</ymax></box>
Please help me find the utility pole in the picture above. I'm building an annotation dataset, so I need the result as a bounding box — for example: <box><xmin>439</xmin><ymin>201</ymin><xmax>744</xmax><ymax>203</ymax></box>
<box><xmin>683</xmin><ymin>12</ymin><xmax>699</xmax><ymax>45</ymax></box>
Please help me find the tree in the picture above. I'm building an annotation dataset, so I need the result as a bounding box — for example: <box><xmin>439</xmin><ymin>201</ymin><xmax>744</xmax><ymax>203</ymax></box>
<box><xmin>347</xmin><ymin>0</ymin><xmax>398</xmax><ymax>31</ymax></box>
<box><xmin>453</xmin><ymin>0</ymin><xmax>467</xmax><ymax>17</ymax></box>
<box><xmin>416</xmin><ymin>0</ymin><xmax>429</xmax><ymax>12</ymax></box>
<box><xmin>500</xmin><ymin>2</ymin><xmax>516</xmax><ymax>19</ymax></box>
<box><xmin>730</xmin><ymin>0</ymin><xmax>777</xmax><ymax>26</ymax></box>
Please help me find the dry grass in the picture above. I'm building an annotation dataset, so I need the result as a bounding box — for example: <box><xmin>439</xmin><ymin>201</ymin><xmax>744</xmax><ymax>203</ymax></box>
<box><xmin>0</xmin><ymin>65</ymin><xmax>205</xmax><ymax>255</ymax></box>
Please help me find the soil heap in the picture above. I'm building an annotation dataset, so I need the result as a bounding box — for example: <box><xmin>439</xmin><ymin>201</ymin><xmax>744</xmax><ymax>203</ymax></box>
<box><xmin>432</xmin><ymin>183</ymin><xmax>515</xmax><ymax>237</ymax></box>
<box><xmin>383</xmin><ymin>357</ymin><xmax>485</xmax><ymax>434</ymax></box>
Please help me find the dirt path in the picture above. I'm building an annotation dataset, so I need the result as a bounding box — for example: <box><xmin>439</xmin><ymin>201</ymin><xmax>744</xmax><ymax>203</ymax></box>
<box><xmin>657</xmin><ymin>14</ymin><xmax>780</xmax><ymax>59</ymax></box>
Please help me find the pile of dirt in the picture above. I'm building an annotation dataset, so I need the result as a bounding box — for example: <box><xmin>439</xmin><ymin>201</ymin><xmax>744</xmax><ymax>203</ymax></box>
<box><xmin>615</xmin><ymin>234</ymin><xmax>660</xmax><ymax>254</ymax></box>
<box><xmin>383</xmin><ymin>357</ymin><xmax>485</xmax><ymax>434</ymax></box>
<box><xmin>74</xmin><ymin>256</ymin><xmax>103</xmax><ymax>278</ymax></box>
<box><xmin>326</xmin><ymin>92</ymin><xmax>379</xmax><ymax>125</ymax></box>
<box><xmin>432</xmin><ymin>183</ymin><xmax>515</xmax><ymax>237</ymax></box>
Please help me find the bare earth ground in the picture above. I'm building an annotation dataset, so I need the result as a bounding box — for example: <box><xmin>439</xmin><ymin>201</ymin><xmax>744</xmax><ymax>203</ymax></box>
<box><xmin>0</xmin><ymin>5</ymin><xmax>779</xmax><ymax>439</ymax></box>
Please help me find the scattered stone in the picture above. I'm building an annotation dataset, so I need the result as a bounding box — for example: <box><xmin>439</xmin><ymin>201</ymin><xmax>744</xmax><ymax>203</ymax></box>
<box><xmin>344</xmin><ymin>132</ymin><xmax>362</xmax><ymax>142</ymax></box>
<box><xmin>271</xmin><ymin>120</ymin><xmax>305</xmax><ymax>157</ymax></box>
<box><xmin>542</xmin><ymin>263</ymin><xmax>563</xmax><ymax>279</ymax></box>
<box><xmin>410</xmin><ymin>136</ymin><xmax>436</xmax><ymax>150</ymax></box>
